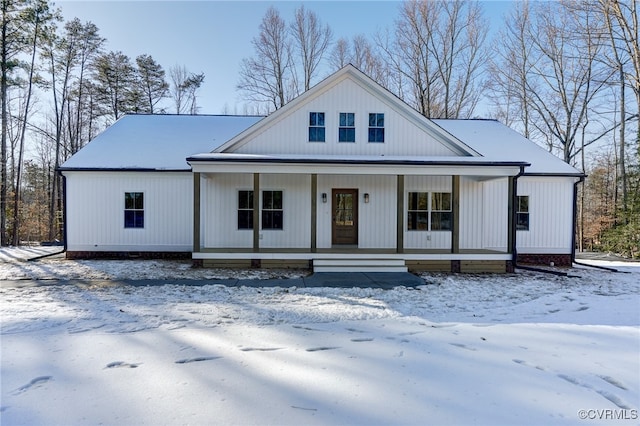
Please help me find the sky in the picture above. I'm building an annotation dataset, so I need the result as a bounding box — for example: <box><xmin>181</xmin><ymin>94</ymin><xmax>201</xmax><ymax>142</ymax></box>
<box><xmin>55</xmin><ymin>1</ymin><xmax>515</xmax><ymax>115</ymax></box>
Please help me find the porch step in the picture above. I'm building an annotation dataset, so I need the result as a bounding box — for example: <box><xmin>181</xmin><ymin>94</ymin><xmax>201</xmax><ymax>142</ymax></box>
<box><xmin>313</xmin><ymin>258</ymin><xmax>408</xmax><ymax>273</ymax></box>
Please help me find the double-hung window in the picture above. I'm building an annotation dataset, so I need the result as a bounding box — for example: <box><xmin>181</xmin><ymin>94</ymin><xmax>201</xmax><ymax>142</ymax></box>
<box><xmin>124</xmin><ymin>192</ymin><xmax>144</xmax><ymax>228</ymax></box>
<box><xmin>431</xmin><ymin>192</ymin><xmax>452</xmax><ymax>231</ymax></box>
<box><xmin>309</xmin><ymin>112</ymin><xmax>325</xmax><ymax>142</ymax></box>
<box><xmin>238</xmin><ymin>190</ymin><xmax>254</xmax><ymax>230</ymax></box>
<box><xmin>262</xmin><ymin>190</ymin><xmax>283</xmax><ymax>230</ymax></box>
<box><xmin>407</xmin><ymin>191</ymin><xmax>452</xmax><ymax>231</ymax></box>
<box><xmin>368</xmin><ymin>113</ymin><xmax>384</xmax><ymax>143</ymax></box>
<box><xmin>516</xmin><ymin>196</ymin><xmax>529</xmax><ymax>231</ymax></box>
<box><xmin>339</xmin><ymin>113</ymin><xmax>355</xmax><ymax>142</ymax></box>
<box><xmin>407</xmin><ymin>192</ymin><xmax>429</xmax><ymax>230</ymax></box>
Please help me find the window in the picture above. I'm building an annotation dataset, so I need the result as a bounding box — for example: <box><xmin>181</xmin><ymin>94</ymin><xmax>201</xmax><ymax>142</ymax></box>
<box><xmin>339</xmin><ymin>113</ymin><xmax>355</xmax><ymax>142</ymax></box>
<box><xmin>407</xmin><ymin>192</ymin><xmax>429</xmax><ymax>230</ymax></box>
<box><xmin>124</xmin><ymin>192</ymin><xmax>144</xmax><ymax>228</ymax></box>
<box><xmin>238</xmin><ymin>190</ymin><xmax>254</xmax><ymax>230</ymax></box>
<box><xmin>309</xmin><ymin>112</ymin><xmax>325</xmax><ymax>142</ymax></box>
<box><xmin>407</xmin><ymin>192</ymin><xmax>452</xmax><ymax>231</ymax></box>
<box><xmin>262</xmin><ymin>190</ymin><xmax>283</xmax><ymax>230</ymax></box>
<box><xmin>368</xmin><ymin>113</ymin><xmax>384</xmax><ymax>143</ymax></box>
<box><xmin>431</xmin><ymin>192</ymin><xmax>452</xmax><ymax>231</ymax></box>
<box><xmin>516</xmin><ymin>195</ymin><xmax>529</xmax><ymax>231</ymax></box>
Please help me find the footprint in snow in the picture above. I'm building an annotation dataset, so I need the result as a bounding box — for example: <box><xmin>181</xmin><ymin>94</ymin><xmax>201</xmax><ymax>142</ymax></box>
<box><xmin>306</xmin><ymin>346</ymin><xmax>340</xmax><ymax>352</ymax></box>
<box><xmin>105</xmin><ymin>361</ymin><xmax>139</xmax><ymax>369</ymax></box>
<box><xmin>599</xmin><ymin>375</ymin><xmax>628</xmax><ymax>390</ymax></box>
<box><xmin>240</xmin><ymin>347</ymin><xmax>282</xmax><ymax>352</ymax></box>
<box><xmin>449</xmin><ymin>343</ymin><xmax>477</xmax><ymax>351</ymax></box>
<box><xmin>13</xmin><ymin>376</ymin><xmax>53</xmax><ymax>395</ymax></box>
<box><xmin>558</xmin><ymin>374</ymin><xmax>632</xmax><ymax>410</ymax></box>
<box><xmin>575</xmin><ymin>306</ymin><xmax>589</xmax><ymax>312</ymax></box>
<box><xmin>350</xmin><ymin>337</ymin><xmax>374</xmax><ymax>342</ymax></box>
<box><xmin>175</xmin><ymin>356</ymin><xmax>221</xmax><ymax>364</ymax></box>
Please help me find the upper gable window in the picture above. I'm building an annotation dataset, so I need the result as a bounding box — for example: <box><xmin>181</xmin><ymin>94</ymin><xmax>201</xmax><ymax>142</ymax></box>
<box><xmin>368</xmin><ymin>113</ymin><xmax>384</xmax><ymax>143</ymax></box>
<box><xmin>309</xmin><ymin>112</ymin><xmax>325</xmax><ymax>142</ymax></box>
<box><xmin>339</xmin><ymin>113</ymin><xmax>355</xmax><ymax>143</ymax></box>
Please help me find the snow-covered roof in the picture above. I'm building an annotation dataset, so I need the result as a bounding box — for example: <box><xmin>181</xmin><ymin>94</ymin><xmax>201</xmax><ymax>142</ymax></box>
<box><xmin>433</xmin><ymin>119</ymin><xmax>583</xmax><ymax>176</ymax></box>
<box><xmin>59</xmin><ymin>114</ymin><xmax>263</xmax><ymax>171</ymax></box>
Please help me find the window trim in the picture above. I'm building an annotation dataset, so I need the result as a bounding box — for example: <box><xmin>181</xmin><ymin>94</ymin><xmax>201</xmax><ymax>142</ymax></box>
<box><xmin>407</xmin><ymin>192</ymin><xmax>429</xmax><ymax>231</ymax></box>
<box><xmin>430</xmin><ymin>192</ymin><xmax>452</xmax><ymax>231</ymax></box>
<box><xmin>516</xmin><ymin>195</ymin><xmax>530</xmax><ymax>231</ymax></box>
<box><xmin>338</xmin><ymin>112</ymin><xmax>355</xmax><ymax>143</ymax></box>
<box><xmin>308</xmin><ymin>112</ymin><xmax>325</xmax><ymax>143</ymax></box>
<box><xmin>124</xmin><ymin>191</ymin><xmax>144</xmax><ymax>229</ymax></box>
<box><xmin>261</xmin><ymin>189</ymin><xmax>284</xmax><ymax>230</ymax></box>
<box><xmin>237</xmin><ymin>190</ymin><xmax>254</xmax><ymax>230</ymax></box>
<box><xmin>368</xmin><ymin>113</ymin><xmax>385</xmax><ymax>143</ymax></box>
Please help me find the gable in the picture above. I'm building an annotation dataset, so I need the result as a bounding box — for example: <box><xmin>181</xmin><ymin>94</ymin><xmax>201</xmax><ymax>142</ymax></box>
<box><xmin>216</xmin><ymin>65</ymin><xmax>477</xmax><ymax>158</ymax></box>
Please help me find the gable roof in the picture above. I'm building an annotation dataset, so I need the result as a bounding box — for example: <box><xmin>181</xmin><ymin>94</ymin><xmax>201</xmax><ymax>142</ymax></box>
<box><xmin>433</xmin><ymin>119</ymin><xmax>584</xmax><ymax>176</ymax></box>
<box><xmin>213</xmin><ymin>64</ymin><xmax>480</xmax><ymax>157</ymax></box>
<box><xmin>59</xmin><ymin>114</ymin><xmax>263</xmax><ymax>171</ymax></box>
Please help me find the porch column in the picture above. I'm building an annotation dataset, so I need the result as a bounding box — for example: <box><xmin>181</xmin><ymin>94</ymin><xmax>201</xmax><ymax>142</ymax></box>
<box><xmin>193</xmin><ymin>172</ymin><xmax>201</xmax><ymax>253</ymax></box>
<box><xmin>451</xmin><ymin>175</ymin><xmax>460</xmax><ymax>253</ymax></box>
<box><xmin>507</xmin><ymin>176</ymin><xmax>516</xmax><ymax>255</ymax></box>
<box><xmin>311</xmin><ymin>174</ymin><xmax>317</xmax><ymax>253</ymax></box>
<box><xmin>253</xmin><ymin>173</ymin><xmax>260</xmax><ymax>252</ymax></box>
<box><xmin>396</xmin><ymin>175</ymin><xmax>404</xmax><ymax>253</ymax></box>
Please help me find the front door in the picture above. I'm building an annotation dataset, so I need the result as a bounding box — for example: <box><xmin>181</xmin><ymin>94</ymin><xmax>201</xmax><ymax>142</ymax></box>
<box><xmin>332</xmin><ymin>189</ymin><xmax>358</xmax><ymax>245</ymax></box>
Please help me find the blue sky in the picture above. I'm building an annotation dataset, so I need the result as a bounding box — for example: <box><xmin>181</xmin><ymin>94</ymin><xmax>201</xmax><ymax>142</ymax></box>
<box><xmin>57</xmin><ymin>1</ymin><xmax>515</xmax><ymax>115</ymax></box>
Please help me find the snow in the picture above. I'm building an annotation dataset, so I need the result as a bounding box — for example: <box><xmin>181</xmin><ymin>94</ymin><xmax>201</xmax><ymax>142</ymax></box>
<box><xmin>434</xmin><ymin>119</ymin><xmax>583</xmax><ymax>176</ymax></box>
<box><xmin>59</xmin><ymin>114</ymin><xmax>263</xmax><ymax>171</ymax></box>
<box><xmin>1</xmin><ymin>247</ymin><xmax>638</xmax><ymax>425</ymax></box>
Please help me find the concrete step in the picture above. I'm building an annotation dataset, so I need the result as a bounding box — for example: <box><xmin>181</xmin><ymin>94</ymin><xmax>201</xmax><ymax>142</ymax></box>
<box><xmin>313</xmin><ymin>258</ymin><xmax>408</xmax><ymax>273</ymax></box>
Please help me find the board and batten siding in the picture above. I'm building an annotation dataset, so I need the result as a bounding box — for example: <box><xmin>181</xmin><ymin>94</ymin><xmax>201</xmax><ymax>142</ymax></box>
<box><xmin>231</xmin><ymin>78</ymin><xmax>458</xmax><ymax>157</ymax></box>
<box><xmin>64</xmin><ymin>171</ymin><xmax>193</xmax><ymax>252</ymax></box>
<box><xmin>202</xmin><ymin>173</ymin><xmax>311</xmax><ymax>249</ymax></box>
<box><xmin>317</xmin><ymin>174</ymin><xmax>397</xmax><ymax>249</ymax></box>
<box><xmin>517</xmin><ymin>177</ymin><xmax>575</xmax><ymax>254</ymax></box>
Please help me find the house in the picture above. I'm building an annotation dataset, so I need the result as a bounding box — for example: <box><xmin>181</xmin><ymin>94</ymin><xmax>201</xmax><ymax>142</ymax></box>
<box><xmin>59</xmin><ymin>65</ymin><xmax>584</xmax><ymax>273</ymax></box>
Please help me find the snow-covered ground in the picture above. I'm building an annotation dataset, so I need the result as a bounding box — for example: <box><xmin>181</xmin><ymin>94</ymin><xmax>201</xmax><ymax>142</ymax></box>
<box><xmin>1</xmin><ymin>246</ymin><xmax>638</xmax><ymax>425</ymax></box>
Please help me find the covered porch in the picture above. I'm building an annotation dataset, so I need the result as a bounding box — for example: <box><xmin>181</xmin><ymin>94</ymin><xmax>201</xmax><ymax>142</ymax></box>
<box><xmin>188</xmin><ymin>154</ymin><xmax>529</xmax><ymax>273</ymax></box>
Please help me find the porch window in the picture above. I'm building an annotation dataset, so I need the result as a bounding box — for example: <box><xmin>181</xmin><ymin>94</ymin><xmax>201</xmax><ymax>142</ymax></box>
<box><xmin>339</xmin><ymin>113</ymin><xmax>355</xmax><ymax>142</ymax></box>
<box><xmin>238</xmin><ymin>190</ymin><xmax>254</xmax><ymax>229</ymax></box>
<box><xmin>309</xmin><ymin>112</ymin><xmax>325</xmax><ymax>142</ymax></box>
<box><xmin>431</xmin><ymin>192</ymin><xmax>452</xmax><ymax>231</ymax></box>
<box><xmin>516</xmin><ymin>195</ymin><xmax>529</xmax><ymax>231</ymax></box>
<box><xmin>407</xmin><ymin>192</ymin><xmax>429</xmax><ymax>230</ymax></box>
<box><xmin>368</xmin><ymin>113</ymin><xmax>384</xmax><ymax>143</ymax></box>
<box><xmin>262</xmin><ymin>190</ymin><xmax>283</xmax><ymax>230</ymax></box>
<box><xmin>124</xmin><ymin>192</ymin><xmax>144</xmax><ymax>228</ymax></box>
<box><xmin>407</xmin><ymin>192</ymin><xmax>452</xmax><ymax>231</ymax></box>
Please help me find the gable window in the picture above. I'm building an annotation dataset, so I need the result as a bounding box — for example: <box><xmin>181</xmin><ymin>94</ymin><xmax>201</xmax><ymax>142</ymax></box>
<box><xmin>238</xmin><ymin>190</ymin><xmax>254</xmax><ymax>230</ymax></box>
<box><xmin>407</xmin><ymin>192</ymin><xmax>429</xmax><ymax>230</ymax></box>
<box><xmin>407</xmin><ymin>192</ymin><xmax>452</xmax><ymax>231</ymax></box>
<box><xmin>339</xmin><ymin>113</ymin><xmax>355</xmax><ymax>142</ymax></box>
<box><xmin>309</xmin><ymin>112</ymin><xmax>325</xmax><ymax>142</ymax></box>
<box><xmin>368</xmin><ymin>113</ymin><xmax>384</xmax><ymax>143</ymax></box>
<box><xmin>124</xmin><ymin>192</ymin><xmax>144</xmax><ymax>228</ymax></box>
<box><xmin>262</xmin><ymin>190</ymin><xmax>283</xmax><ymax>230</ymax></box>
<box><xmin>516</xmin><ymin>195</ymin><xmax>529</xmax><ymax>231</ymax></box>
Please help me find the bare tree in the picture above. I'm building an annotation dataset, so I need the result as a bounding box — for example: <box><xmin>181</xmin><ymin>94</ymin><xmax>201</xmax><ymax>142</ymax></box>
<box><xmin>169</xmin><ymin>64</ymin><xmax>204</xmax><ymax>114</ymax></box>
<box><xmin>290</xmin><ymin>5</ymin><xmax>332</xmax><ymax>92</ymax></box>
<box><xmin>237</xmin><ymin>7</ymin><xmax>293</xmax><ymax>112</ymax></box>
<box><xmin>381</xmin><ymin>0</ymin><xmax>488</xmax><ymax>118</ymax></box>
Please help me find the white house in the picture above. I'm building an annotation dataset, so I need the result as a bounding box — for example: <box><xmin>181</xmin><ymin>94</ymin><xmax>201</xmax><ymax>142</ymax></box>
<box><xmin>59</xmin><ymin>65</ymin><xmax>584</xmax><ymax>273</ymax></box>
